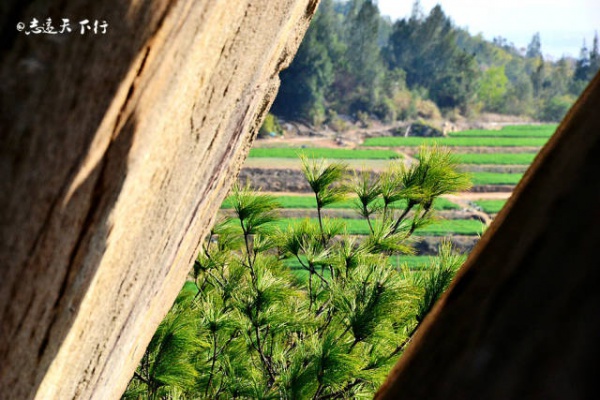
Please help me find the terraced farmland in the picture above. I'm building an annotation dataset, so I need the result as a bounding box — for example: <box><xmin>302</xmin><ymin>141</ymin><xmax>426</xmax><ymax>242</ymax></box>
<box><xmin>225</xmin><ymin>124</ymin><xmax>554</xmax><ymax>266</ymax></box>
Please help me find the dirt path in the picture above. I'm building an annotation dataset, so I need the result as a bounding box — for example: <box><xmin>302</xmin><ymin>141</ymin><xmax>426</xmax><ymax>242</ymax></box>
<box><xmin>255</xmin><ymin>137</ymin><xmax>348</xmax><ymax>149</ymax></box>
<box><xmin>255</xmin><ymin>121</ymin><xmax>404</xmax><ymax>149</ymax></box>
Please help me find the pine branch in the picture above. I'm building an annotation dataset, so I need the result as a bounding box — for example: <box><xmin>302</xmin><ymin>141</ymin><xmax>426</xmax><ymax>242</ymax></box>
<box><xmin>133</xmin><ymin>371</ymin><xmax>149</xmax><ymax>385</ymax></box>
<box><xmin>205</xmin><ymin>333</ymin><xmax>218</xmax><ymax>396</ymax></box>
<box><xmin>317</xmin><ymin>379</ymin><xmax>364</xmax><ymax>399</ymax></box>
<box><xmin>387</xmin><ymin>321</ymin><xmax>421</xmax><ymax>361</ymax></box>
<box><xmin>253</xmin><ymin>324</ymin><xmax>277</xmax><ymax>387</ymax></box>
<box><xmin>390</xmin><ymin>201</ymin><xmax>415</xmax><ymax>236</ymax></box>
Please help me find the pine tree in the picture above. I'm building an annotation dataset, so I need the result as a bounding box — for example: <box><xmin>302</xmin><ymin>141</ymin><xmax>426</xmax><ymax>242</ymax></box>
<box><xmin>574</xmin><ymin>40</ymin><xmax>591</xmax><ymax>82</ymax></box>
<box><xmin>526</xmin><ymin>32</ymin><xmax>542</xmax><ymax>59</ymax></box>
<box><xmin>271</xmin><ymin>0</ymin><xmax>341</xmax><ymax>124</ymax></box>
<box><xmin>340</xmin><ymin>0</ymin><xmax>385</xmax><ymax>113</ymax></box>
<box><xmin>124</xmin><ymin>148</ymin><xmax>472</xmax><ymax>399</ymax></box>
<box><xmin>589</xmin><ymin>32</ymin><xmax>600</xmax><ymax>78</ymax></box>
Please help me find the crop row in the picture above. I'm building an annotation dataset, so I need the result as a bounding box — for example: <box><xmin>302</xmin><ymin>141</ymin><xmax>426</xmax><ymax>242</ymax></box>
<box><xmin>362</xmin><ymin>136</ymin><xmax>548</xmax><ymax>147</ymax></box>
<box><xmin>470</xmin><ymin>172</ymin><xmax>523</xmax><ymax>185</ymax></box>
<box><xmin>248</xmin><ymin>149</ymin><xmax>537</xmax><ymax>166</ymax></box>
<box><xmin>449</xmin><ymin>124</ymin><xmax>557</xmax><ymax>138</ymax></box>
<box><xmin>221</xmin><ymin>195</ymin><xmax>461</xmax><ymax>211</ymax></box>
<box><xmin>287</xmin><ymin>255</ymin><xmax>441</xmax><ymax>274</ymax></box>
<box><xmin>474</xmin><ymin>200</ymin><xmax>507</xmax><ymax>214</ymax></box>
<box><xmin>456</xmin><ymin>153</ymin><xmax>536</xmax><ymax>165</ymax></box>
<box><xmin>248</xmin><ymin>148</ymin><xmax>401</xmax><ymax>159</ymax></box>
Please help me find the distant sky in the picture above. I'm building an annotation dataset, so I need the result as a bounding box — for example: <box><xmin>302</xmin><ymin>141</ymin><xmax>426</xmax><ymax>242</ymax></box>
<box><xmin>377</xmin><ymin>0</ymin><xmax>600</xmax><ymax>59</ymax></box>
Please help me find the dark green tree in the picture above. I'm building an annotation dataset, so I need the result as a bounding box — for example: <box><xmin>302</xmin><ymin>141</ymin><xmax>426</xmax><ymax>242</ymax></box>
<box><xmin>337</xmin><ymin>0</ymin><xmax>385</xmax><ymax>113</ymax></box>
<box><xmin>385</xmin><ymin>4</ymin><xmax>480</xmax><ymax>112</ymax></box>
<box><xmin>590</xmin><ymin>32</ymin><xmax>600</xmax><ymax>79</ymax></box>
<box><xmin>574</xmin><ymin>40</ymin><xmax>591</xmax><ymax>83</ymax></box>
<box><xmin>526</xmin><ymin>32</ymin><xmax>542</xmax><ymax>59</ymax></box>
<box><xmin>271</xmin><ymin>0</ymin><xmax>342</xmax><ymax>124</ymax></box>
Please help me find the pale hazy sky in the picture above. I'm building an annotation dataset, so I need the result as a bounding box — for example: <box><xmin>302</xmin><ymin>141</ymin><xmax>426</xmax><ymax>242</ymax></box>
<box><xmin>377</xmin><ymin>0</ymin><xmax>600</xmax><ymax>59</ymax></box>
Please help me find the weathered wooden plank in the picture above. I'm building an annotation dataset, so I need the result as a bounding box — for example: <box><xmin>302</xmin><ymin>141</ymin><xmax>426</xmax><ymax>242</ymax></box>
<box><xmin>0</xmin><ymin>1</ymin><xmax>319</xmax><ymax>398</ymax></box>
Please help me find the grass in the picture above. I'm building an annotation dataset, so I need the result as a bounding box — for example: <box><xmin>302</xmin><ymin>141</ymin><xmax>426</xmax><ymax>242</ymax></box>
<box><xmin>248</xmin><ymin>148</ymin><xmax>401</xmax><ymax>159</ymax></box>
<box><xmin>474</xmin><ymin>200</ymin><xmax>507</xmax><ymax>214</ymax></box>
<box><xmin>274</xmin><ymin>218</ymin><xmax>485</xmax><ymax>236</ymax></box>
<box><xmin>449</xmin><ymin>124</ymin><xmax>557</xmax><ymax>138</ymax></box>
<box><xmin>362</xmin><ymin>136</ymin><xmax>548</xmax><ymax>147</ymax></box>
<box><xmin>456</xmin><ymin>153</ymin><xmax>536</xmax><ymax>165</ymax></box>
<box><xmin>222</xmin><ymin>196</ymin><xmax>460</xmax><ymax>211</ymax></box>
<box><xmin>471</xmin><ymin>172</ymin><xmax>523</xmax><ymax>185</ymax></box>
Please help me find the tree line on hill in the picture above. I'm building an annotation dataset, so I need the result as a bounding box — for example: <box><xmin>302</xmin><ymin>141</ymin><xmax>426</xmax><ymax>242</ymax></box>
<box><xmin>271</xmin><ymin>0</ymin><xmax>600</xmax><ymax>126</ymax></box>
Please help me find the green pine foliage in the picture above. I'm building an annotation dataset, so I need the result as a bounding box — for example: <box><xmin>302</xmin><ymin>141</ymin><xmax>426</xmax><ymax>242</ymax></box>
<box><xmin>124</xmin><ymin>148</ymin><xmax>471</xmax><ymax>399</ymax></box>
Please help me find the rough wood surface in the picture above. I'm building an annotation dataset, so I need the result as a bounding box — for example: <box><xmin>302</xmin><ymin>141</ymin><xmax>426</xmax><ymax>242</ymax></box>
<box><xmin>0</xmin><ymin>1</ymin><xmax>319</xmax><ymax>398</ymax></box>
<box><xmin>376</xmin><ymin>72</ymin><xmax>600</xmax><ymax>399</ymax></box>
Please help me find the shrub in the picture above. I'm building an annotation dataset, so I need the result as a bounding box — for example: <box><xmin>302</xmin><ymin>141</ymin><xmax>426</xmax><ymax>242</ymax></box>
<box><xmin>539</xmin><ymin>95</ymin><xmax>575</xmax><ymax>122</ymax></box>
<box><xmin>327</xmin><ymin>110</ymin><xmax>350</xmax><ymax>133</ymax></box>
<box><xmin>258</xmin><ymin>113</ymin><xmax>283</xmax><ymax>138</ymax></box>
<box><xmin>415</xmin><ymin>99</ymin><xmax>442</xmax><ymax>120</ymax></box>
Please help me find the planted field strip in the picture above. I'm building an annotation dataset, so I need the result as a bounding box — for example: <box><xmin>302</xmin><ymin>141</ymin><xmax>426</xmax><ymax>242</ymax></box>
<box><xmin>286</xmin><ymin>255</ymin><xmax>435</xmax><ymax>272</ymax></box>
<box><xmin>362</xmin><ymin>137</ymin><xmax>548</xmax><ymax>147</ymax></box>
<box><xmin>457</xmin><ymin>153</ymin><xmax>536</xmax><ymax>165</ymax></box>
<box><xmin>248</xmin><ymin>148</ymin><xmax>401</xmax><ymax>159</ymax></box>
<box><xmin>471</xmin><ymin>172</ymin><xmax>523</xmax><ymax>185</ymax></box>
<box><xmin>274</xmin><ymin>218</ymin><xmax>485</xmax><ymax>236</ymax></box>
<box><xmin>474</xmin><ymin>199</ymin><xmax>507</xmax><ymax>214</ymax></box>
<box><xmin>221</xmin><ymin>195</ymin><xmax>460</xmax><ymax>211</ymax></box>
<box><xmin>449</xmin><ymin>124</ymin><xmax>557</xmax><ymax>138</ymax></box>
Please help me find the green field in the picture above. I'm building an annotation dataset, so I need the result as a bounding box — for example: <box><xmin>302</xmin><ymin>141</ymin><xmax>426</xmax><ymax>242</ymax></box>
<box><xmin>249</xmin><ymin>148</ymin><xmax>401</xmax><ymax>159</ymax></box>
<box><xmin>222</xmin><ymin>195</ymin><xmax>460</xmax><ymax>210</ymax></box>
<box><xmin>275</xmin><ymin>218</ymin><xmax>484</xmax><ymax>236</ymax></box>
<box><xmin>362</xmin><ymin>136</ymin><xmax>548</xmax><ymax>147</ymax></box>
<box><xmin>474</xmin><ymin>200</ymin><xmax>507</xmax><ymax>214</ymax></box>
<box><xmin>471</xmin><ymin>172</ymin><xmax>523</xmax><ymax>185</ymax></box>
<box><xmin>457</xmin><ymin>153</ymin><xmax>536</xmax><ymax>165</ymax></box>
<box><xmin>287</xmin><ymin>254</ymin><xmax>439</xmax><ymax>273</ymax></box>
<box><xmin>449</xmin><ymin>124</ymin><xmax>557</xmax><ymax>138</ymax></box>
